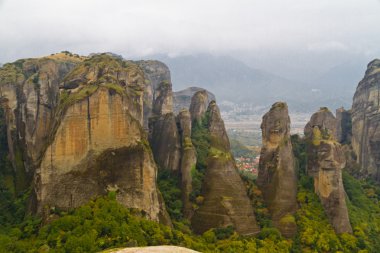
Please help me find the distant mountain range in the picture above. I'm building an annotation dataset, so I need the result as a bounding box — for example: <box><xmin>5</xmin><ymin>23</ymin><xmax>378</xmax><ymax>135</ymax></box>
<box><xmin>156</xmin><ymin>54</ymin><xmax>367</xmax><ymax>113</ymax></box>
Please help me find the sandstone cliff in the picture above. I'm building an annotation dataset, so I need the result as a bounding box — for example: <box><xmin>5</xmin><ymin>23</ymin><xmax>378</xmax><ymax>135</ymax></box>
<box><xmin>351</xmin><ymin>59</ymin><xmax>380</xmax><ymax>181</ymax></box>
<box><xmin>0</xmin><ymin>53</ymin><xmax>82</xmax><ymax>192</ymax></box>
<box><xmin>305</xmin><ymin>108</ymin><xmax>352</xmax><ymax>234</ymax></box>
<box><xmin>0</xmin><ymin>53</ymin><xmax>170</xmax><ymax>225</ymax></box>
<box><xmin>190</xmin><ymin>97</ymin><xmax>260</xmax><ymax>235</ymax></box>
<box><xmin>257</xmin><ymin>102</ymin><xmax>297</xmax><ymax>237</ymax></box>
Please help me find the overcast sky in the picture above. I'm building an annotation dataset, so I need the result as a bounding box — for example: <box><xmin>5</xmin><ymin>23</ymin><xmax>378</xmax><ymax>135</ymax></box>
<box><xmin>0</xmin><ymin>0</ymin><xmax>379</xmax><ymax>79</ymax></box>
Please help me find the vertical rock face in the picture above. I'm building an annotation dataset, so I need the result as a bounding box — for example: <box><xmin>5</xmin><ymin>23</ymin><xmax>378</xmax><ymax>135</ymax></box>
<box><xmin>351</xmin><ymin>59</ymin><xmax>380</xmax><ymax>181</ymax></box>
<box><xmin>0</xmin><ymin>53</ymin><xmax>171</xmax><ymax>225</ymax></box>
<box><xmin>0</xmin><ymin>54</ymin><xmax>81</xmax><ymax>191</ymax></box>
<box><xmin>189</xmin><ymin>90</ymin><xmax>209</xmax><ymax>122</ymax></box>
<box><xmin>36</xmin><ymin>88</ymin><xmax>161</xmax><ymax>221</ymax></box>
<box><xmin>140</xmin><ymin>61</ymin><xmax>181</xmax><ymax>172</ymax></box>
<box><xmin>257</xmin><ymin>102</ymin><xmax>297</xmax><ymax>237</ymax></box>
<box><xmin>176</xmin><ymin>109</ymin><xmax>197</xmax><ymax>218</ymax></box>
<box><xmin>191</xmin><ymin>100</ymin><xmax>260</xmax><ymax>236</ymax></box>
<box><xmin>149</xmin><ymin>112</ymin><xmax>181</xmax><ymax>172</ymax></box>
<box><xmin>305</xmin><ymin>108</ymin><xmax>352</xmax><ymax>234</ymax></box>
<box><xmin>336</xmin><ymin>107</ymin><xmax>352</xmax><ymax>144</ymax></box>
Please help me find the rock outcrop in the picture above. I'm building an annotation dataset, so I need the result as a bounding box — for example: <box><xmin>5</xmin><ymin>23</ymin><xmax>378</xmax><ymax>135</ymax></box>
<box><xmin>351</xmin><ymin>59</ymin><xmax>380</xmax><ymax>181</ymax></box>
<box><xmin>189</xmin><ymin>90</ymin><xmax>210</xmax><ymax>122</ymax></box>
<box><xmin>0</xmin><ymin>53</ymin><xmax>82</xmax><ymax>192</ymax></box>
<box><xmin>173</xmin><ymin>87</ymin><xmax>215</xmax><ymax>115</ymax></box>
<box><xmin>304</xmin><ymin>107</ymin><xmax>338</xmax><ymax>141</ymax></box>
<box><xmin>140</xmin><ymin>61</ymin><xmax>181</xmax><ymax>172</ymax></box>
<box><xmin>176</xmin><ymin>109</ymin><xmax>197</xmax><ymax>218</ymax></box>
<box><xmin>148</xmin><ymin>112</ymin><xmax>181</xmax><ymax>172</ymax></box>
<box><xmin>305</xmin><ymin>107</ymin><xmax>352</xmax><ymax>234</ymax></box>
<box><xmin>257</xmin><ymin>102</ymin><xmax>297</xmax><ymax>237</ymax></box>
<box><xmin>137</xmin><ymin>60</ymin><xmax>172</xmax><ymax>129</ymax></box>
<box><xmin>191</xmin><ymin>99</ymin><xmax>260</xmax><ymax>235</ymax></box>
<box><xmin>0</xmin><ymin>53</ymin><xmax>170</xmax><ymax>225</ymax></box>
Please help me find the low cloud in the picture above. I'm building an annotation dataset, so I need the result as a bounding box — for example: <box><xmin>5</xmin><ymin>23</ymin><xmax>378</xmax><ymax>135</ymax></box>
<box><xmin>0</xmin><ymin>0</ymin><xmax>379</xmax><ymax>70</ymax></box>
<box><xmin>307</xmin><ymin>41</ymin><xmax>349</xmax><ymax>52</ymax></box>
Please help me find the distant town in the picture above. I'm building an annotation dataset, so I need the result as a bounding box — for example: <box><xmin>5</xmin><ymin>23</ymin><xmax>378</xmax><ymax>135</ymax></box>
<box><xmin>235</xmin><ymin>155</ymin><xmax>260</xmax><ymax>176</ymax></box>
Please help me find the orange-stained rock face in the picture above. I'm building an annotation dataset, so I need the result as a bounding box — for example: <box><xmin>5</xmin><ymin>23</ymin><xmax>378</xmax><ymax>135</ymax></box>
<box><xmin>0</xmin><ymin>53</ymin><xmax>173</xmax><ymax>226</ymax></box>
<box><xmin>41</xmin><ymin>88</ymin><xmax>141</xmax><ymax>175</ymax></box>
<box><xmin>35</xmin><ymin>88</ymin><xmax>162</xmax><ymax>221</ymax></box>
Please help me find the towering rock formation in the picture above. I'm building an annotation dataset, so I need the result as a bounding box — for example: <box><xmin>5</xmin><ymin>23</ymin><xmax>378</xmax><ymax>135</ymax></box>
<box><xmin>140</xmin><ymin>61</ymin><xmax>181</xmax><ymax>172</ymax></box>
<box><xmin>190</xmin><ymin>95</ymin><xmax>260</xmax><ymax>235</ymax></box>
<box><xmin>305</xmin><ymin>107</ymin><xmax>352</xmax><ymax>234</ymax></box>
<box><xmin>176</xmin><ymin>109</ymin><xmax>197</xmax><ymax>218</ymax></box>
<box><xmin>0</xmin><ymin>53</ymin><xmax>170</xmax><ymax>224</ymax></box>
<box><xmin>257</xmin><ymin>102</ymin><xmax>297</xmax><ymax>237</ymax></box>
<box><xmin>148</xmin><ymin>112</ymin><xmax>181</xmax><ymax>172</ymax></box>
<box><xmin>173</xmin><ymin>87</ymin><xmax>215</xmax><ymax>114</ymax></box>
<box><xmin>351</xmin><ymin>59</ymin><xmax>380</xmax><ymax>181</ymax></box>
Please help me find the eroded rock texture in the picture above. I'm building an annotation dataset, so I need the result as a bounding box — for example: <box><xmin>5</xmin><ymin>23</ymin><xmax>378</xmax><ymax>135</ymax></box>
<box><xmin>191</xmin><ymin>100</ymin><xmax>260</xmax><ymax>236</ymax></box>
<box><xmin>305</xmin><ymin>108</ymin><xmax>352</xmax><ymax>234</ymax></box>
<box><xmin>0</xmin><ymin>54</ymin><xmax>81</xmax><ymax>192</ymax></box>
<box><xmin>351</xmin><ymin>59</ymin><xmax>380</xmax><ymax>181</ymax></box>
<box><xmin>0</xmin><ymin>53</ymin><xmax>170</xmax><ymax>225</ymax></box>
<box><xmin>148</xmin><ymin>112</ymin><xmax>181</xmax><ymax>172</ymax></box>
<box><xmin>141</xmin><ymin>61</ymin><xmax>181</xmax><ymax>172</ymax></box>
<box><xmin>257</xmin><ymin>102</ymin><xmax>297</xmax><ymax>237</ymax></box>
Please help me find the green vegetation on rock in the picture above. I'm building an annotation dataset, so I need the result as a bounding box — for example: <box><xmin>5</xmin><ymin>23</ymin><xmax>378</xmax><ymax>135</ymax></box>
<box><xmin>0</xmin><ymin>108</ymin><xmax>30</xmax><ymax>227</ymax></box>
<box><xmin>0</xmin><ymin>195</ymin><xmax>294</xmax><ymax>253</ymax></box>
<box><xmin>190</xmin><ymin>114</ymin><xmax>210</xmax><ymax>203</ymax></box>
<box><xmin>291</xmin><ymin>135</ymin><xmax>380</xmax><ymax>253</ymax></box>
<box><xmin>157</xmin><ymin>170</ymin><xmax>183</xmax><ymax>221</ymax></box>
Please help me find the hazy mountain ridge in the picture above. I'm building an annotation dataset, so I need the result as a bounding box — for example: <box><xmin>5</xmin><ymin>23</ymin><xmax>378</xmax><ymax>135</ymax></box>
<box><xmin>157</xmin><ymin>54</ymin><xmax>365</xmax><ymax>112</ymax></box>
